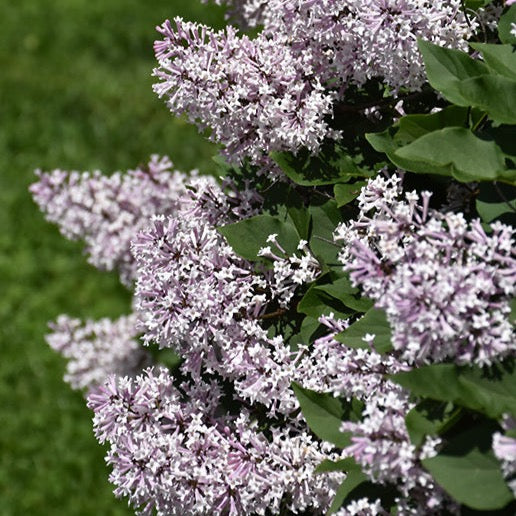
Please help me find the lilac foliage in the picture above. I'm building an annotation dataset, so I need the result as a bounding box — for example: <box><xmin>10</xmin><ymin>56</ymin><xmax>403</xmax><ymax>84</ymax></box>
<box><xmin>335</xmin><ymin>174</ymin><xmax>516</xmax><ymax>366</ymax></box>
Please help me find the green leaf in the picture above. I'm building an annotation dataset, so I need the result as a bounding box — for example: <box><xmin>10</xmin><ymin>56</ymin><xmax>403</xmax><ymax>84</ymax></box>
<box><xmin>457</xmin><ymin>74</ymin><xmax>516</xmax><ymax>125</ymax></box>
<box><xmin>476</xmin><ymin>196</ymin><xmax>516</xmax><ymax>224</ymax></box>
<box><xmin>423</xmin><ymin>422</ymin><xmax>514</xmax><ymax>510</ymax></box>
<box><xmin>366</xmin><ymin>107</ymin><xmax>489</xmax><ymax>178</ymax></box>
<box><xmin>333</xmin><ymin>181</ymin><xmax>367</xmax><ymax>207</ymax></box>
<box><xmin>418</xmin><ymin>39</ymin><xmax>489</xmax><ymax>105</ymax></box>
<box><xmin>308</xmin><ymin>199</ymin><xmax>342</xmax><ymax>268</ymax></box>
<box><xmin>499</xmin><ymin>5</ymin><xmax>516</xmax><ymax>45</ymax></box>
<box><xmin>391</xmin><ymin>362</ymin><xmax>516</xmax><ymax>419</ymax></box>
<box><xmin>315</xmin><ymin>457</ymin><xmax>361</xmax><ymax>474</ymax></box>
<box><xmin>297</xmin><ymin>283</ymin><xmax>352</xmax><ymax>320</ymax></box>
<box><xmin>469</xmin><ymin>43</ymin><xmax>516</xmax><ymax>80</ymax></box>
<box><xmin>291</xmin><ymin>383</ymin><xmax>352</xmax><ymax>448</ymax></box>
<box><xmin>405</xmin><ymin>400</ymin><xmax>461</xmax><ymax>447</ymax></box>
<box><xmin>218</xmin><ymin>214</ymin><xmax>300</xmax><ymax>261</ymax></box>
<box><xmin>327</xmin><ymin>471</ymin><xmax>368</xmax><ymax>514</ymax></box>
<box><xmin>394</xmin><ymin>127</ymin><xmax>509</xmax><ymax>182</ymax></box>
<box><xmin>315</xmin><ymin>276</ymin><xmax>374</xmax><ymax>313</ymax></box>
<box><xmin>335</xmin><ymin>307</ymin><xmax>392</xmax><ymax>354</ymax></box>
<box><xmin>465</xmin><ymin>0</ymin><xmax>493</xmax><ymax>8</ymax></box>
<box><xmin>270</xmin><ymin>143</ymin><xmax>363</xmax><ymax>186</ymax></box>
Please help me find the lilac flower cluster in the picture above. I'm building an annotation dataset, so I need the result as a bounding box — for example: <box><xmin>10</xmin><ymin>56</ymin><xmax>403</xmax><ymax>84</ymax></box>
<box><xmin>258</xmin><ymin>236</ymin><xmax>320</xmax><ymax>308</ymax></box>
<box><xmin>88</xmin><ymin>367</ymin><xmax>343</xmax><ymax>515</ymax></box>
<box><xmin>30</xmin><ymin>156</ymin><xmax>192</xmax><ymax>285</ymax></box>
<box><xmin>335</xmin><ymin>174</ymin><xmax>516</xmax><ymax>366</ymax></box>
<box><xmin>132</xmin><ymin>214</ymin><xmax>314</xmax><ymax>414</ymax></box>
<box><xmin>155</xmin><ymin>2</ymin><xmax>481</xmax><ymax>166</ymax></box>
<box><xmin>47</xmin><ymin>314</ymin><xmax>150</xmax><ymax>393</ymax></box>
<box><xmin>295</xmin><ymin>315</ymin><xmax>453</xmax><ymax>514</ymax></box>
<box><xmin>153</xmin><ymin>18</ymin><xmax>337</xmax><ymax>169</ymax></box>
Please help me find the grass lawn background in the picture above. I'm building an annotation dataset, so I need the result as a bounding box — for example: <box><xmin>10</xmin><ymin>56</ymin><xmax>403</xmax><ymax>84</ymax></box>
<box><xmin>0</xmin><ymin>1</ymin><xmax>224</xmax><ymax>513</ymax></box>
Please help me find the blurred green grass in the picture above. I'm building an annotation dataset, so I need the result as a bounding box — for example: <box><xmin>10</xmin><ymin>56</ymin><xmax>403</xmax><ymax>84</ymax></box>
<box><xmin>0</xmin><ymin>0</ymin><xmax>224</xmax><ymax>513</ymax></box>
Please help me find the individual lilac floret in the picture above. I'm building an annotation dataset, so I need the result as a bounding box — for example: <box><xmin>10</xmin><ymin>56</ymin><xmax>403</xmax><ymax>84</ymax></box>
<box><xmin>258</xmin><ymin>236</ymin><xmax>320</xmax><ymax>308</ymax></box>
<box><xmin>335</xmin><ymin>175</ymin><xmax>516</xmax><ymax>366</ymax></box>
<box><xmin>47</xmin><ymin>314</ymin><xmax>150</xmax><ymax>393</ymax></box>
<box><xmin>153</xmin><ymin>18</ymin><xmax>338</xmax><ymax>169</ymax></box>
<box><xmin>132</xmin><ymin>215</ymin><xmax>304</xmax><ymax>414</ymax></box>
<box><xmin>30</xmin><ymin>156</ymin><xmax>192</xmax><ymax>285</ymax></box>
<box><xmin>493</xmin><ymin>414</ymin><xmax>516</xmax><ymax>496</ymax></box>
<box><xmin>88</xmin><ymin>367</ymin><xmax>344</xmax><ymax>515</ymax></box>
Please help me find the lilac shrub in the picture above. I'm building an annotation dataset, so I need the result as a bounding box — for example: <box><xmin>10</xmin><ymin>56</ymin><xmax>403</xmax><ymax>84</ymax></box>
<box><xmin>31</xmin><ymin>0</ymin><xmax>516</xmax><ymax>514</ymax></box>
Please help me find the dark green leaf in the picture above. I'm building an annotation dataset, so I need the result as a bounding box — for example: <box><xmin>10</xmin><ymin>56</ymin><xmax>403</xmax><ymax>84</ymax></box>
<box><xmin>418</xmin><ymin>39</ymin><xmax>489</xmax><ymax>105</ymax></box>
<box><xmin>333</xmin><ymin>181</ymin><xmax>367</xmax><ymax>207</ymax></box>
<box><xmin>394</xmin><ymin>127</ymin><xmax>509</xmax><ymax>182</ymax></box>
<box><xmin>391</xmin><ymin>362</ymin><xmax>516</xmax><ymax>419</ymax></box>
<box><xmin>423</xmin><ymin>422</ymin><xmax>513</xmax><ymax>510</ymax></box>
<box><xmin>469</xmin><ymin>43</ymin><xmax>516</xmax><ymax>80</ymax></box>
<box><xmin>335</xmin><ymin>307</ymin><xmax>392</xmax><ymax>354</ymax></box>
<box><xmin>291</xmin><ymin>383</ymin><xmax>351</xmax><ymax>448</ymax></box>
<box><xmin>297</xmin><ymin>283</ymin><xmax>352</xmax><ymax>320</ymax></box>
<box><xmin>315</xmin><ymin>276</ymin><xmax>374</xmax><ymax>313</ymax></box>
<box><xmin>465</xmin><ymin>0</ymin><xmax>493</xmax><ymax>8</ymax></box>
<box><xmin>308</xmin><ymin>199</ymin><xmax>342</xmax><ymax>268</ymax></box>
<box><xmin>457</xmin><ymin>74</ymin><xmax>516</xmax><ymax>125</ymax></box>
<box><xmin>327</xmin><ymin>471</ymin><xmax>368</xmax><ymax>514</ymax></box>
<box><xmin>270</xmin><ymin>143</ymin><xmax>363</xmax><ymax>186</ymax></box>
<box><xmin>315</xmin><ymin>457</ymin><xmax>361</xmax><ymax>474</ymax></box>
<box><xmin>499</xmin><ymin>5</ymin><xmax>516</xmax><ymax>45</ymax></box>
<box><xmin>365</xmin><ymin>107</ymin><xmax>490</xmax><ymax>178</ymax></box>
<box><xmin>218</xmin><ymin>214</ymin><xmax>300</xmax><ymax>261</ymax></box>
<box><xmin>405</xmin><ymin>400</ymin><xmax>461</xmax><ymax>447</ymax></box>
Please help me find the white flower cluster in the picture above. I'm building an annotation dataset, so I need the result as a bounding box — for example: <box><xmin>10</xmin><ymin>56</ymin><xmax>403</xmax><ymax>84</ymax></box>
<box><xmin>30</xmin><ymin>155</ymin><xmax>193</xmax><ymax>285</ymax></box>
<box><xmin>165</xmin><ymin>1</ymin><xmax>485</xmax><ymax>168</ymax></box>
<box><xmin>133</xmin><ymin>214</ymin><xmax>319</xmax><ymax>415</ymax></box>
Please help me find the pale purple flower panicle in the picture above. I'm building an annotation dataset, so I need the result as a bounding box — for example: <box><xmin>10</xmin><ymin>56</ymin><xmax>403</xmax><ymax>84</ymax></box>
<box><xmin>153</xmin><ymin>18</ymin><xmax>338</xmax><ymax>169</ymax></box>
<box><xmin>159</xmin><ymin>2</ymin><xmax>484</xmax><ymax>167</ymax></box>
<box><xmin>30</xmin><ymin>156</ymin><xmax>192</xmax><ymax>285</ymax></box>
<box><xmin>47</xmin><ymin>314</ymin><xmax>150</xmax><ymax>393</ymax></box>
<box><xmin>88</xmin><ymin>367</ymin><xmax>344</xmax><ymax>515</ymax></box>
<box><xmin>132</xmin><ymin>213</ymin><xmax>311</xmax><ymax>414</ymax></box>
<box><xmin>493</xmin><ymin>414</ymin><xmax>516</xmax><ymax>496</ymax></box>
<box><xmin>335</xmin><ymin>174</ymin><xmax>516</xmax><ymax>366</ymax></box>
<box><xmin>294</xmin><ymin>313</ymin><xmax>452</xmax><ymax>514</ymax></box>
